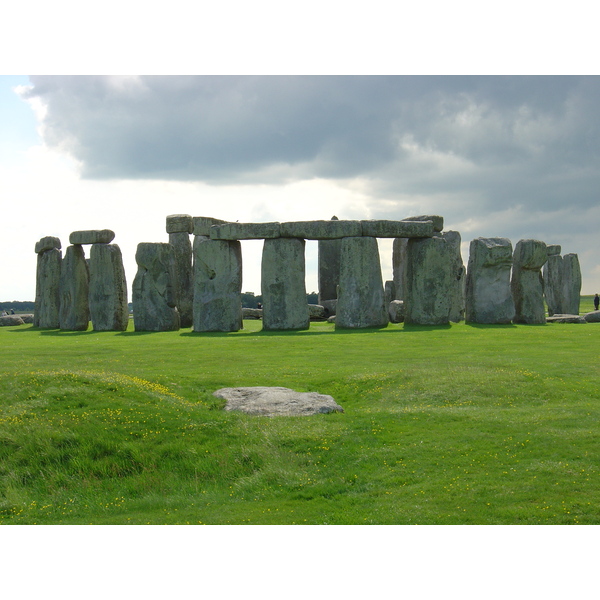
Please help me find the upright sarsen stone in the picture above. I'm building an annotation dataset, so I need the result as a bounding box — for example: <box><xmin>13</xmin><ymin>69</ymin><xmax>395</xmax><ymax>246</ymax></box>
<box><xmin>511</xmin><ymin>239</ymin><xmax>547</xmax><ymax>324</ymax></box>
<box><xmin>318</xmin><ymin>217</ymin><xmax>342</xmax><ymax>305</ymax></box>
<box><xmin>193</xmin><ymin>237</ymin><xmax>243</xmax><ymax>332</ymax></box>
<box><xmin>392</xmin><ymin>238</ymin><xmax>408</xmax><ymax>301</ymax></box>
<box><xmin>336</xmin><ymin>236</ymin><xmax>388</xmax><ymax>329</ymax></box>
<box><xmin>261</xmin><ymin>238</ymin><xmax>309</xmax><ymax>331</ymax></box>
<box><xmin>465</xmin><ymin>237</ymin><xmax>515</xmax><ymax>324</ymax></box>
<box><xmin>34</xmin><ymin>244</ymin><xmax>62</xmax><ymax>328</ymax></box>
<box><xmin>133</xmin><ymin>243</ymin><xmax>180</xmax><ymax>332</ymax></box>
<box><xmin>89</xmin><ymin>243</ymin><xmax>129</xmax><ymax>331</ymax></box>
<box><xmin>444</xmin><ymin>231</ymin><xmax>466</xmax><ymax>323</ymax></box>
<box><xmin>169</xmin><ymin>231</ymin><xmax>193</xmax><ymax>328</ymax></box>
<box><xmin>561</xmin><ymin>253</ymin><xmax>581</xmax><ymax>315</ymax></box>
<box><xmin>59</xmin><ymin>245</ymin><xmax>90</xmax><ymax>330</ymax></box>
<box><xmin>543</xmin><ymin>253</ymin><xmax>563</xmax><ymax>316</ymax></box>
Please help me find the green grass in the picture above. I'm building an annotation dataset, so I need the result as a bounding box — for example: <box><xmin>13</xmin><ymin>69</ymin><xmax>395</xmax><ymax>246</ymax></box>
<box><xmin>0</xmin><ymin>296</ymin><xmax>599</xmax><ymax>524</ymax></box>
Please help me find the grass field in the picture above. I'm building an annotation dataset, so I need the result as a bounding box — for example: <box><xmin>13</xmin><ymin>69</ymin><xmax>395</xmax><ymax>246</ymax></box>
<box><xmin>0</xmin><ymin>296</ymin><xmax>599</xmax><ymax>525</ymax></box>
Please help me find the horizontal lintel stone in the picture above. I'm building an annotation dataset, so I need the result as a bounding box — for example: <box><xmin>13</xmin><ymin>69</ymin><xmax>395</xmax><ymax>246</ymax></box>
<box><xmin>280</xmin><ymin>220</ymin><xmax>362</xmax><ymax>239</ymax></box>
<box><xmin>193</xmin><ymin>216</ymin><xmax>229</xmax><ymax>236</ymax></box>
<box><xmin>210</xmin><ymin>222</ymin><xmax>281</xmax><ymax>240</ymax></box>
<box><xmin>69</xmin><ymin>229</ymin><xmax>115</xmax><ymax>245</ymax></box>
<box><xmin>403</xmin><ymin>215</ymin><xmax>444</xmax><ymax>232</ymax></box>
<box><xmin>166</xmin><ymin>214</ymin><xmax>193</xmax><ymax>234</ymax></box>
<box><xmin>360</xmin><ymin>220</ymin><xmax>434</xmax><ymax>238</ymax></box>
<box><xmin>546</xmin><ymin>244</ymin><xmax>562</xmax><ymax>256</ymax></box>
<box><xmin>35</xmin><ymin>236</ymin><xmax>61</xmax><ymax>254</ymax></box>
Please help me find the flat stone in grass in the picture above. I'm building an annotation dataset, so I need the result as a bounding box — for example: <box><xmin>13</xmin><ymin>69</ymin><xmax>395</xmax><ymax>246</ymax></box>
<box><xmin>583</xmin><ymin>311</ymin><xmax>600</xmax><ymax>323</ymax></box>
<box><xmin>214</xmin><ymin>387</ymin><xmax>344</xmax><ymax>416</ymax></box>
<box><xmin>0</xmin><ymin>315</ymin><xmax>25</xmax><ymax>326</ymax></box>
<box><xmin>546</xmin><ymin>314</ymin><xmax>587</xmax><ymax>323</ymax></box>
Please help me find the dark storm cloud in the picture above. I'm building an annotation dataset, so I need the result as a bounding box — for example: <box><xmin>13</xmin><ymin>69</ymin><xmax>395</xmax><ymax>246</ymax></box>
<box><xmin>22</xmin><ymin>75</ymin><xmax>600</xmax><ymax>213</ymax></box>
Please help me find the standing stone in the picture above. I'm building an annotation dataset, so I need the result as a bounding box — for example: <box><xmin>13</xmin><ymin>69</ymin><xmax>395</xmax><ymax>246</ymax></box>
<box><xmin>543</xmin><ymin>253</ymin><xmax>563</xmax><ymax>316</ymax></box>
<box><xmin>318</xmin><ymin>216</ymin><xmax>342</xmax><ymax>307</ymax></box>
<box><xmin>262</xmin><ymin>238</ymin><xmax>309</xmax><ymax>331</ymax></box>
<box><xmin>34</xmin><ymin>244</ymin><xmax>62</xmax><ymax>328</ymax></box>
<box><xmin>336</xmin><ymin>236</ymin><xmax>388</xmax><ymax>329</ymax></box>
<box><xmin>133</xmin><ymin>243</ymin><xmax>180</xmax><ymax>332</ymax></box>
<box><xmin>444</xmin><ymin>231</ymin><xmax>466</xmax><ymax>323</ymax></box>
<box><xmin>465</xmin><ymin>237</ymin><xmax>515</xmax><ymax>324</ymax></box>
<box><xmin>392</xmin><ymin>237</ymin><xmax>408</xmax><ymax>300</ymax></box>
<box><xmin>89</xmin><ymin>244</ymin><xmax>129</xmax><ymax>331</ymax></box>
<box><xmin>193</xmin><ymin>236</ymin><xmax>243</xmax><ymax>332</ymax></box>
<box><xmin>511</xmin><ymin>239</ymin><xmax>548</xmax><ymax>324</ymax></box>
<box><xmin>59</xmin><ymin>245</ymin><xmax>90</xmax><ymax>331</ymax></box>
<box><xmin>561</xmin><ymin>253</ymin><xmax>582</xmax><ymax>315</ymax></box>
<box><xmin>404</xmin><ymin>234</ymin><xmax>462</xmax><ymax>325</ymax></box>
<box><xmin>167</xmin><ymin>215</ymin><xmax>194</xmax><ymax>329</ymax></box>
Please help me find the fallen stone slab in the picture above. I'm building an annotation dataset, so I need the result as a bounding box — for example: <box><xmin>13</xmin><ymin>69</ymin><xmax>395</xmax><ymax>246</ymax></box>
<box><xmin>69</xmin><ymin>230</ymin><xmax>115</xmax><ymax>245</ymax></box>
<box><xmin>308</xmin><ymin>304</ymin><xmax>326</xmax><ymax>320</ymax></box>
<box><xmin>360</xmin><ymin>219</ymin><xmax>434</xmax><ymax>238</ymax></box>
<box><xmin>546</xmin><ymin>314</ymin><xmax>587</xmax><ymax>323</ymax></box>
<box><xmin>0</xmin><ymin>315</ymin><xmax>25</xmax><ymax>326</ymax></box>
<box><xmin>210</xmin><ymin>222</ymin><xmax>281</xmax><ymax>240</ymax></box>
<box><xmin>214</xmin><ymin>386</ymin><xmax>344</xmax><ymax>416</ymax></box>
<box><xmin>583</xmin><ymin>311</ymin><xmax>600</xmax><ymax>323</ymax></box>
<box><xmin>242</xmin><ymin>307</ymin><xmax>263</xmax><ymax>319</ymax></box>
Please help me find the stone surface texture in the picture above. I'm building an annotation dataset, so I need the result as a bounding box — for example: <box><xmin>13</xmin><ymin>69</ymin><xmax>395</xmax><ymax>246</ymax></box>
<box><xmin>214</xmin><ymin>386</ymin><xmax>344</xmax><ymax>416</ymax></box>
<box><xmin>403</xmin><ymin>215</ymin><xmax>444</xmax><ymax>232</ymax></box>
<box><xmin>34</xmin><ymin>247</ymin><xmax>62</xmax><ymax>328</ymax></box>
<box><xmin>261</xmin><ymin>238</ymin><xmax>309</xmax><ymax>331</ymax></box>
<box><xmin>308</xmin><ymin>304</ymin><xmax>326</xmax><ymax>320</ymax></box>
<box><xmin>392</xmin><ymin>237</ymin><xmax>409</xmax><ymax>301</ymax></box>
<box><xmin>561</xmin><ymin>253</ymin><xmax>581</xmax><ymax>315</ymax></box>
<box><xmin>546</xmin><ymin>245</ymin><xmax>562</xmax><ymax>256</ymax></box>
<box><xmin>280</xmin><ymin>220</ymin><xmax>362</xmax><ymax>239</ymax></box>
<box><xmin>193</xmin><ymin>216</ymin><xmax>229</xmax><ymax>236</ymax></box>
<box><xmin>404</xmin><ymin>234</ymin><xmax>463</xmax><ymax>325</ymax></box>
<box><xmin>166</xmin><ymin>214</ymin><xmax>193</xmax><ymax>234</ymax></box>
<box><xmin>543</xmin><ymin>254</ymin><xmax>563</xmax><ymax>316</ymax></box>
<box><xmin>465</xmin><ymin>237</ymin><xmax>515</xmax><ymax>324</ymax></box>
<box><xmin>169</xmin><ymin>231</ymin><xmax>193</xmax><ymax>328</ymax></box>
<box><xmin>193</xmin><ymin>237</ymin><xmax>243</xmax><ymax>332</ymax></box>
<box><xmin>89</xmin><ymin>243</ymin><xmax>129</xmax><ymax>331</ymax></box>
<box><xmin>443</xmin><ymin>231</ymin><xmax>466</xmax><ymax>323</ymax></box>
<box><xmin>318</xmin><ymin>227</ymin><xmax>342</xmax><ymax>304</ymax></box>
<box><xmin>511</xmin><ymin>239</ymin><xmax>548</xmax><ymax>324</ymax></box>
<box><xmin>133</xmin><ymin>243</ymin><xmax>180</xmax><ymax>332</ymax></box>
<box><xmin>360</xmin><ymin>219</ymin><xmax>434</xmax><ymax>238</ymax></box>
<box><xmin>59</xmin><ymin>244</ymin><xmax>90</xmax><ymax>330</ymax></box>
<box><xmin>547</xmin><ymin>314</ymin><xmax>587</xmax><ymax>323</ymax></box>
<box><xmin>336</xmin><ymin>236</ymin><xmax>388</xmax><ymax>329</ymax></box>
<box><xmin>35</xmin><ymin>236</ymin><xmax>61</xmax><ymax>254</ymax></box>
<box><xmin>388</xmin><ymin>300</ymin><xmax>405</xmax><ymax>323</ymax></box>
<box><xmin>583</xmin><ymin>311</ymin><xmax>600</xmax><ymax>323</ymax></box>
<box><xmin>0</xmin><ymin>315</ymin><xmax>25</xmax><ymax>326</ymax></box>
<box><xmin>69</xmin><ymin>230</ymin><xmax>115</xmax><ymax>245</ymax></box>
<box><xmin>211</xmin><ymin>222</ymin><xmax>281</xmax><ymax>240</ymax></box>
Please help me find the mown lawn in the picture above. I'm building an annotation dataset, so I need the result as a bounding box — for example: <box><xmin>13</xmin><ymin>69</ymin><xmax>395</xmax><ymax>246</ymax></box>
<box><xmin>0</xmin><ymin>296</ymin><xmax>598</xmax><ymax>524</ymax></box>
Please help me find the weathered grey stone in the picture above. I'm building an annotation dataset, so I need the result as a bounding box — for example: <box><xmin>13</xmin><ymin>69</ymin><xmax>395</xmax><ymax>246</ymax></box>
<box><xmin>193</xmin><ymin>237</ymin><xmax>243</xmax><ymax>332</ymax></box>
<box><xmin>583</xmin><ymin>311</ymin><xmax>600</xmax><ymax>323</ymax></box>
<box><xmin>543</xmin><ymin>254</ymin><xmax>563</xmax><ymax>317</ymax></box>
<box><xmin>169</xmin><ymin>231</ymin><xmax>193</xmax><ymax>328</ymax></box>
<box><xmin>318</xmin><ymin>218</ymin><xmax>342</xmax><ymax>303</ymax></box>
<box><xmin>280</xmin><ymin>220</ymin><xmax>362</xmax><ymax>239</ymax></box>
<box><xmin>19</xmin><ymin>314</ymin><xmax>35</xmax><ymax>324</ymax></box>
<box><xmin>360</xmin><ymin>219</ymin><xmax>434</xmax><ymax>238</ymax></box>
<box><xmin>561</xmin><ymin>254</ymin><xmax>581</xmax><ymax>315</ymax></box>
<box><xmin>444</xmin><ymin>231</ymin><xmax>466</xmax><ymax>323</ymax></box>
<box><xmin>261</xmin><ymin>238</ymin><xmax>309</xmax><ymax>331</ymax></box>
<box><xmin>547</xmin><ymin>314</ymin><xmax>587</xmax><ymax>323</ymax></box>
<box><xmin>392</xmin><ymin>237</ymin><xmax>408</xmax><ymax>301</ymax></box>
<box><xmin>465</xmin><ymin>237</ymin><xmax>514</xmax><ymax>324</ymax></box>
<box><xmin>0</xmin><ymin>315</ymin><xmax>25</xmax><ymax>326</ymax></box>
<box><xmin>69</xmin><ymin>230</ymin><xmax>115</xmax><ymax>245</ymax></box>
<box><xmin>242</xmin><ymin>307</ymin><xmax>263</xmax><ymax>319</ymax></box>
<box><xmin>214</xmin><ymin>386</ymin><xmax>344</xmax><ymax>416</ymax></box>
<box><xmin>336</xmin><ymin>236</ymin><xmax>388</xmax><ymax>329</ymax></box>
<box><xmin>89</xmin><ymin>244</ymin><xmax>129</xmax><ymax>331</ymax></box>
<box><xmin>59</xmin><ymin>245</ymin><xmax>90</xmax><ymax>331</ymax></box>
<box><xmin>308</xmin><ymin>304</ymin><xmax>326</xmax><ymax>320</ymax></box>
<box><xmin>384</xmin><ymin>280</ymin><xmax>394</xmax><ymax>307</ymax></box>
<box><xmin>35</xmin><ymin>236</ymin><xmax>61</xmax><ymax>254</ymax></box>
<box><xmin>320</xmin><ymin>299</ymin><xmax>337</xmax><ymax>317</ymax></box>
<box><xmin>193</xmin><ymin>216</ymin><xmax>229</xmax><ymax>236</ymax></box>
<box><xmin>133</xmin><ymin>243</ymin><xmax>180</xmax><ymax>332</ymax></box>
<box><xmin>511</xmin><ymin>239</ymin><xmax>547</xmax><ymax>324</ymax></box>
<box><xmin>34</xmin><ymin>247</ymin><xmax>62</xmax><ymax>328</ymax></box>
<box><xmin>211</xmin><ymin>222</ymin><xmax>281</xmax><ymax>240</ymax></box>
<box><xmin>404</xmin><ymin>234</ymin><xmax>463</xmax><ymax>325</ymax></box>
<box><xmin>388</xmin><ymin>300</ymin><xmax>405</xmax><ymax>323</ymax></box>
<box><xmin>403</xmin><ymin>215</ymin><xmax>444</xmax><ymax>232</ymax></box>
<box><xmin>546</xmin><ymin>245</ymin><xmax>562</xmax><ymax>256</ymax></box>
<box><xmin>166</xmin><ymin>214</ymin><xmax>193</xmax><ymax>234</ymax></box>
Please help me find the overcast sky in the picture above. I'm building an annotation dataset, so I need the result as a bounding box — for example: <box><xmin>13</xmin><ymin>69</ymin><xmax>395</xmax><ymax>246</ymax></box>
<box><xmin>2</xmin><ymin>74</ymin><xmax>600</xmax><ymax>301</ymax></box>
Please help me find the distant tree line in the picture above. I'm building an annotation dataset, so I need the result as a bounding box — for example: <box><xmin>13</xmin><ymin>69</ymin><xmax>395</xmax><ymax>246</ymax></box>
<box><xmin>0</xmin><ymin>301</ymin><xmax>35</xmax><ymax>312</ymax></box>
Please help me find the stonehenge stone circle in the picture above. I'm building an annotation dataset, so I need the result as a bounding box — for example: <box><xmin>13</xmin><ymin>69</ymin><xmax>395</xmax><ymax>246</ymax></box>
<box><xmin>193</xmin><ymin>236</ymin><xmax>243</xmax><ymax>332</ymax></box>
<box><xmin>465</xmin><ymin>237</ymin><xmax>515</xmax><ymax>324</ymax></box>
<box><xmin>543</xmin><ymin>253</ymin><xmax>563</xmax><ymax>317</ymax></box>
<box><xmin>561</xmin><ymin>253</ymin><xmax>582</xmax><ymax>315</ymax></box>
<box><xmin>402</xmin><ymin>215</ymin><xmax>444</xmax><ymax>232</ymax></box>
<box><xmin>388</xmin><ymin>300</ymin><xmax>405</xmax><ymax>323</ymax></box>
<box><xmin>392</xmin><ymin>237</ymin><xmax>408</xmax><ymax>301</ymax></box>
<box><xmin>318</xmin><ymin>217</ymin><xmax>342</xmax><ymax>307</ymax></box>
<box><xmin>167</xmin><ymin>214</ymin><xmax>194</xmax><ymax>328</ymax></box>
<box><xmin>59</xmin><ymin>244</ymin><xmax>90</xmax><ymax>331</ymax></box>
<box><xmin>443</xmin><ymin>231</ymin><xmax>466</xmax><ymax>323</ymax></box>
<box><xmin>34</xmin><ymin>241</ymin><xmax>62</xmax><ymax>328</ymax></box>
<box><xmin>193</xmin><ymin>216</ymin><xmax>229</xmax><ymax>236</ymax></box>
<box><xmin>69</xmin><ymin>229</ymin><xmax>115</xmax><ymax>245</ymax></box>
<box><xmin>336</xmin><ymin>236</ymin><xmax>388</xmax><ymax>329</ymax></box>
<box><xmin>360</xmin><ymin>219</ymin><xmax>434</xmax><ymax>238</ymax></box>
<box><xmin>89</xmin><ymin>243</ymin><xmax>129</xmax><ymax>331</ymax></box>
<box><xmin>261</xmin><ymin>237</ymin><xmax>309</xmax><ymax>331</ymax></box>
<box><xmin>281</xmin><ymin>219</ymin><xmax>362</xmax><ymax>239</ymax></box>
<box><xmin>133</xmin><ymin>242</ymin><xmax>180</xmax><ymax>332</ymax></box>
<box><xmin>212</xmin><ymin>222</ymin><xmax>281</xmax><ymax>240</ymax></box>
<box><xmin>511</xmin><ymin>239</ymin><xmax>548</xmax><ymax>324</ymax></box>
